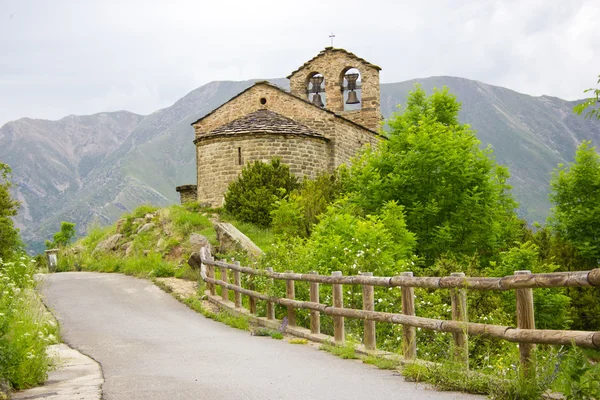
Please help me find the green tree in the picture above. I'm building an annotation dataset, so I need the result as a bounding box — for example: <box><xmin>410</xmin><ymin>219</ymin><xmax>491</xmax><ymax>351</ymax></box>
<box><xmin>345</xmin><ymin>86</ymin><xmax>520</xmax><ymax>264</ymax></box>
<box><xmin>549</xmin><ymin>141</ymin><xmax>600</xmax><ymax>265</ymax></box>
<box><xmin>549</xmin><ymin>141</ymin><xmax>600</xmax><ymax>330</ymax></box>
<box><xmin>0</xmin><ymin>162</ymin><xmax>20</xmax><ymax>260</ymax></box>
<box><xmin>46</xmin><ymin>221</ymin><xmax>77</xmax><ymax>248</ymax></box>
<box><xmin>573</xmin><ymin>75</ymin><xmax>600</xmax><ymax>120</ymax></box>
<box><xmin>224</xmin><ymin>158</ymin><xmax>299</xmax><ymax>227</ymax></box>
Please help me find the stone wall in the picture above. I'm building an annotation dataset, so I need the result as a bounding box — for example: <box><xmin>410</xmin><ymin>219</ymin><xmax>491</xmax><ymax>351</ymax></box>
<box><xmin>197</xmin><ymin>133</ymin><xmax>329</xmax><ymax>206</ymax></box>
<box><xmin>287</xmin><ymin>47</ymin><xmax>382</xmax><ymax>132</ymax></box>
<box><xmin>176</xmin><ymin>185</ymin><xmax>197</xmax><ymax>204</ymax></box>
<box><xmin>194</xmin><ymin>83</ymin><xmax>380</xmax><ymax>170</ymax></box>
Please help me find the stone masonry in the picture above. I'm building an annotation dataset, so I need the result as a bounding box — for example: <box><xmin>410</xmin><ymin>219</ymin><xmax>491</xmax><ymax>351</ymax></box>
<box><xmin>186</xmin><ymin>47</ymin><xmax>384</xmax><ymax>206</ymax></box>
<box><xmin>176</xmin><ymin>185</ymin><xmax>198</xmax><ymax>204</ymax></box>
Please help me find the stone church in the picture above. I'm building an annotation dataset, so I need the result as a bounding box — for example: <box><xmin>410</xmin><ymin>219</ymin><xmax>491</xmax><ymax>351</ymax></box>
<box><xmin>176</xmin><ymin>47</ymin><xmax>383</xmax><ymax>206</ymax></box>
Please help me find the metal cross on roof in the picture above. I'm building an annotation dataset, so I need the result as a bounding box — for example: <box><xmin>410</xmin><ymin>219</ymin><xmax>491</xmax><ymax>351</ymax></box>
<box><xmin>329</xmin><ymin>32</ymin><xmax>335</xmax><ymax>47</ymax></box>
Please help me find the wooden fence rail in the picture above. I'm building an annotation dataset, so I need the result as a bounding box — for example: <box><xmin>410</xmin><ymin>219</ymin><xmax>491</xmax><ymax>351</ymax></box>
<box><xmin>188</xmin><ymin>249</ymin><xmax>600</xmax><ymax>371</ymax></box>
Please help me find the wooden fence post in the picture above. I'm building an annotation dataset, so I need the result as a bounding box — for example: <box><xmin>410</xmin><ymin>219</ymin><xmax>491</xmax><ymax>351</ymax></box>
<box><xmin>515</xmin><ymin>270</ymin><xmax>535</xmax><ymax>374</ymax></box>
<box><xmin>362</xmin><ymin>272</ymin><xmax>376</xmax><ymax>351</ymax></box>
<box><xmin>207</xmin><ymin>256</ymin><xmax>216</xmax><ymax>296</ymax></box>
<box><xmin>309</xmin><ymin>271</ymin><xmax>320</xmax><ymax>335</ymax></box>
<box><xmin>248</xmin><ymin>274</ymin><xmax>257</xmax><ymax>315</ymax></box>
<box><xmin>332</xmin><ymin>271</ymin><xmax>344</xmax><ymax>343</ymax></box>
<box><xmin>450</xmin><ymin>272</ymin><xmax>469</xmax><ymax>367</ymax></box>
<box><xmin>220</xmin><ymin>263</ymin><xmax>229</xmax><ymax>302</ymax></box>
<box><xmin>401</xmin><ymin>271</ymin><xmax>416</xmax><ymax>360</ymax></box>
<box><xmin>233</xmin><ymin>261</ymin><xmax>242</xmax><ymax>308</ymax></box>
<box><xmin>286</xmin><ymin>271</ymin><xmax>296</xmax><ymax>326</ymax></box>
<box><xmin>266</xmin><ymin>268</ymin><xmax>275</xmax><ymax>320</ymax></box>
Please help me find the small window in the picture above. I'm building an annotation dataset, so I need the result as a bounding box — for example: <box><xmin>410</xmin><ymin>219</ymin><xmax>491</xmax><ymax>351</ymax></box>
<box><xmin>260</xmin><ymin>98</ymin><xmax>267</xmax><ymax>105</ymax></box>
<box><xmin>238</xmin><ymin>147</ymin><xmax>242</xmax><ymax>165</ymax></box>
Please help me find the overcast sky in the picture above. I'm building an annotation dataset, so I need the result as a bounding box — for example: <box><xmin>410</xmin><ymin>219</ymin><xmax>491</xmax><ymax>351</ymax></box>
<box><xmin>1</xmin><ymin>0</ymin><xmax>599</xmax><ymax>127</ymax></box>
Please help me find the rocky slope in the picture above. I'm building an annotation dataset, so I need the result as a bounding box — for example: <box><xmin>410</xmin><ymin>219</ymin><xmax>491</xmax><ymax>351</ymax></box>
<box><xmin>2</xmin><ymin>77</ymin><xmax>599</xmax><ymax>252</ymax></box>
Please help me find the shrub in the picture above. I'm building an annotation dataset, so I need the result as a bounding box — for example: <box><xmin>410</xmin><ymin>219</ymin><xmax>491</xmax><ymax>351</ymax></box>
<box><xmin>272</xmin><ymin>172</ymin><xmax>344</xmax><ymax>237</ymax></box>
<box><xmin>224</xmin><ymin>158</ymin><xmax>299</xmax><ymax>227</ymax></box>
<box><xmin>0</xmin><ymin>256</ymin><xmax>59</xmax><ymax>391</ymax></box>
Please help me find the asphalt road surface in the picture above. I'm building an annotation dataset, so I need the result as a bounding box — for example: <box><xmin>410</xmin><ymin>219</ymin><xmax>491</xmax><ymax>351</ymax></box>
<box><xmin>41</xmin><ymin>272</ymin><xmax>483</xmax><ymax>400</ymax></box>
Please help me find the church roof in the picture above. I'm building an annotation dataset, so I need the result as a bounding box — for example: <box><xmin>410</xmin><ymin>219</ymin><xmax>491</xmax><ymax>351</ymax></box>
<box><xmin>286</xmin><ymin>47</ymin><xmax>382</xmax><ymax>79</ymax></box>
<box><xmin>201</xmin><ymin>109</ymin><xmax>326</xmax><ymax>140</ymax></box>
<box><xmin>191</xmin><ymin>81</ymin><xmax>381</xmax><ymax>136</ymax></box>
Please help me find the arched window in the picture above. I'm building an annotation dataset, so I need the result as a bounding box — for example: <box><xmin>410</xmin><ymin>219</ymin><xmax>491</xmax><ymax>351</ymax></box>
<box><xmin>306</xmin><ymin>72</ymin><xmax>326</xmax><ymax>108</ymax></box>
<box><xmin>341</xmin><ymin>67</ymin><xmax>361</xmax><ymax>111</ymax></box>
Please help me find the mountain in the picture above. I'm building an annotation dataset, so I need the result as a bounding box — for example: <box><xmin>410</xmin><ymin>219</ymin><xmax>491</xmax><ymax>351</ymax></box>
<box><xmin>1</xmin><ymin>77</ymin><xmax>599</xmax><ymax>252</ymax></box>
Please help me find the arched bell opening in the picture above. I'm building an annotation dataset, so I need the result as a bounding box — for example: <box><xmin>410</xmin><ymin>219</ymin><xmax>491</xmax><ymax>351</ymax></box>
<box><xmin>340</xmin><ymin>67</ymin><xmax>362</xmax><ymax>111</ymax></box>
<box><xmin>306</xmin><ymin>72</ymin><xmax>326</xmax><ymax>108</ymax></box>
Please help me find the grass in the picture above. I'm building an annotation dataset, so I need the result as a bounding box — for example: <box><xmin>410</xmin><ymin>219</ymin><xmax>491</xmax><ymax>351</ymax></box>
<box><xmin>402</xmin><ymin>362</ymin><xmax>491</xmax><ymax>395</ymax></box>
<box><xmin>182</xmin><ymin>297</ymin><xmax>250</xmax><ymax>331</ymax></box>
<box><xmin>219</xmin><ymin>215</ymin><xmax>275</xmax><ymax>251</ymax></box>
<box><xmin>252</xmin><ymin>327</ymin><xmax>284</xmax><ymax>340</ymax></box>
<box><xmin>0</xmin><ymin>256</ymin><xmax>60</xmax><ymax>393</ymax></box>
<box><xmin>320</xmin><ymin>340</ymin><xmax>358</xmax><ymax>359</ymax></box>
<box><xmin>58</xmin><ymin>204</ymin><xmax>218</xmax><ymax>281</ymax></box>
<box><xmin>362</xmin><ymin>355</ymin><xmax>399</xmax><ymax>370</ymax></box>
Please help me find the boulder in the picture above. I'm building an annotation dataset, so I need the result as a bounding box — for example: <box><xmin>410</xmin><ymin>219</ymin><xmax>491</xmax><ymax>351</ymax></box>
<box><xmin>93</xmin><ymin>234</ymin><xmax>123</xmax><ymax>253</ymax></box>
<box><xmin>145</xmin><ymin>212</ymin><xmax>158</xmax><ymax>222</ymax></box>
<box><xmin>156</xmin><ymin>238</ymin><xmax>166</xmax><ymax>250</ymax></box>
<box><xmin>214</xmin><ymin>222</ymin><xmax>263</xmax><ymax>258</ymax></box>
<box><xmin>122</xmin><ymin>241</ymin><xmax>134</xmax><ymax>257</ymax></box>
<box><xmin>115</xmin><ymin>218</ymin><xmax>126</xmax><ymax>233</ymax></box>
<box><xmin>189</xmin><ymin>233</ymin><xmax>210</xmax><ymax>253</ymax></box>
<box><xmin>137</xmin><ymin>223</ymin><xmax>155</xmax><ymax>234</ymax></box>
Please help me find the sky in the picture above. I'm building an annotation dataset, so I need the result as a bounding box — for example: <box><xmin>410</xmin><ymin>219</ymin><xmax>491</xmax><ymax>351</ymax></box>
<box><xmin>1</xmin><ymin>0</ymin><xmax>599</xmax><ymax>126</ymax></box>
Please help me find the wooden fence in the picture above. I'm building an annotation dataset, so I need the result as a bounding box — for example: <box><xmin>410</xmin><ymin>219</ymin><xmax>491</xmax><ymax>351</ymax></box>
<box><xmin>189</xmin><ymin>247</ymin><xmax>600</xmax><ymax>371</ymax></box>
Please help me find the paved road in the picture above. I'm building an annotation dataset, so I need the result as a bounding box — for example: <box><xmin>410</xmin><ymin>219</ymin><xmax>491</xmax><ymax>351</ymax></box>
<box><xmin>41</xmin><ymin>272</ymin><xmax>483</xmax><ymax>400</ymax></box>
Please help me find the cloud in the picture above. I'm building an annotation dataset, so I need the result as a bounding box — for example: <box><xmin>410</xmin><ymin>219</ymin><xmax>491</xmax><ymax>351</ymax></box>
<box><xmin>0</xmin><ymin>0</ymin><xmax>598</xmax><ymax>125</ymax></box>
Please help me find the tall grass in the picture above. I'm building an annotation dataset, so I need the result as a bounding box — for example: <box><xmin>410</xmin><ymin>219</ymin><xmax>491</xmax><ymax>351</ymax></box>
<box><xmin>58</xmin><ymin>204</ymin><xmax>217</xmax><ymax>280</ymax></box>
<box><xmin>0</xmin><ymin>256</ymin><xmax>59</xmax><ymax>392</ymax></box>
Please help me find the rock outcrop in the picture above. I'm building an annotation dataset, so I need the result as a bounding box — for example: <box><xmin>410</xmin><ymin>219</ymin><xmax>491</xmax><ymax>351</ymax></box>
<box><xmin>214</xmin><ymin>222</ymin><xmax>263</xmax><ymax>258</ymax></box>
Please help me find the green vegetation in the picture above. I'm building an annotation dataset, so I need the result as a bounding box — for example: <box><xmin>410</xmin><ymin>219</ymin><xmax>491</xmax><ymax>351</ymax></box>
<box><xmin>0</xmin><ymin>163</ymin><xmax>20</xmax><ymax>260</ymax></box>
<box><xmin>57</xmin><ymin>203</ymin><xmax>216</xmax><ymax>280</ymax></box>
<box><xmin>574</xmin><ymin>74</ymin><xmax>600</xmax><ymax>120</ymax></box>
<box><xmin>45</xmin><ymin>221</ymin><xmax>76</xmax><ymax>249</ymax></box>
<box><xmin>320</xmin><ymin>341</ymin><xmax>358</xmax><ymax>359</ymax></box>
<box><xmin>252</xmin><ymin>327</ymin><xmax>284</xmax><ymax>340</ymax></box>
<box><xmin>0</xmin><ymin>257</ymin><xmax>60</xmax><ymax>392</ymax></box>
<box><xmin>271</xmin><ymin>172</ymin><xmax>344</xmax><ymax>237</ymax></box>
<box><xmin>404</xmin><ymin>346</ymin><xmax>600</xmax><ymax>399</ymax></box>
<box><xmin>224</xmin><ymin>158</ymin><xmax>299</xmax><ymax>227</ymax></box>
<box><xmin>0</xmin><ymin>163</ymin><xmax>59</xmax><ymax>396</ymax></box>
<box><xmin>219</xmin><ymin>215</ymin><xmax>275</xmax><ymax>251</ymax></box>
<box><xmin>182</xmin><ymin>297</ymin><xmax>250</xmax><ymax>331</ymax></box>
<box><xmin>345</xmin><ymin>85</ymin><xmax>520</xmax><ymax>263</ymax></box>
<box><xmin>362</xmin><ymin>355</ymin><xmax>399</xmax><ymax>370</ymax></box>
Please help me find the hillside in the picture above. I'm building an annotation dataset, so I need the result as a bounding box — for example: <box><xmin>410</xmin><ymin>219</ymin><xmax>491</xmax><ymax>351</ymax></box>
<box><xmin>2</xmin><ymin>77</ymin><xmax>599</xmax><ymax>251</ymax></box>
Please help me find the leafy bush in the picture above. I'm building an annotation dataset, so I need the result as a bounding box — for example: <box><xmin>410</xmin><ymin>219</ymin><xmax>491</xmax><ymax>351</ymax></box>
<box><xmin>272</xmin><ymin>172</ymin><xmax>344</xmax><ymax>237</ymax></box>
<box><xmin>224</xmin><ymin>158</ymin><xmax>299</xmax><ymax>227</ymax></box>
<box><xmin>0</xmin><ymin>256</ymin><xmax>59</xmax><ymax>391</ymax></box>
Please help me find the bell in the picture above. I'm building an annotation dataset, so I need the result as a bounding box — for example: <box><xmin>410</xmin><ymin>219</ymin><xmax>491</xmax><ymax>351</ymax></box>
<box><xmin>312</xmin><ymin>93</ymin><xmax>324</xmax><ymax>107</ymax></box>
<box><xmin>346</xmin><ymin>90</ymin><xmax>360</xmax><ymax>104</ymax></box>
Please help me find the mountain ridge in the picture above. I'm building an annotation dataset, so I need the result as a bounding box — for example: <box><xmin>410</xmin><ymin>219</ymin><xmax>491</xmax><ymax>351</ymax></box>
<box><xmin>2</xmin><ymin>77</ymin><xmax>599</xmax><ymax>252</ymax></box>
